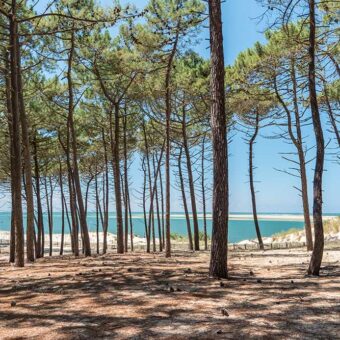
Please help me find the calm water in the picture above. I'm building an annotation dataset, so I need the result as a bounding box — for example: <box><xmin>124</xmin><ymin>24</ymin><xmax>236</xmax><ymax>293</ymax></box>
<box><xmin>0</xmin><ymin>212</ymin><xmax>306</xmax><ymax>243</ymax></box>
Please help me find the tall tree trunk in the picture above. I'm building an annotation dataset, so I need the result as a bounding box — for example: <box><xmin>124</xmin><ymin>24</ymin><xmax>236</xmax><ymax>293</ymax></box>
<box><xmin>10</xmin><ymin>198</ymin><xmax>15</xmax><ymax>263</ymax></box>
<box><xmin>178</xmin><ymin>147</ymin><xmax>193</xmax><ymax>251</ymax></box>
<box><xmin>165</xmin><ymin>32</ymin><xmax>179</xmax><ymax>258</ymax></box>
<box><xmin>291</xmin><ymin>61</ymin><xmax>313</xmax><ymax>251</ymax></box>
<box><xmin>248</xmin><ymin>111</ymin><xmax>264</xmax><ymax>250</ymax></box>
<box><xmin>69</xmin><ymin>168</ymin><xmax>78</xmax><ymax>256</ymax></box>
<box><xmin>159</xmin><ymin>165</ymin><xmax>165</xmax><ymax>249</ymax></box>
<box><xmin>49</xmin><ymin>177</ymin><xmax>54</xmax><ymax>255</ymax></box>
<box><xmin>101</xmin><ymin>129</ymin><xmax>109</xmax><ymax>254</ymax></box>
<box><xmin>182</xmin><ymin>106</ymin><xmax>200</xmax><ymax>250</ymax></box>
<box><xmin>95</xmin><ymin>169</ymin><xmax>100</xmax><ymax>254</ymax></box>
<box><xmin>67</xmin><ymin>30</ymin><xmax>91</xmax><ymax>256</ymax></box>
<box><xmin>123</xmin><ymin>115</ymin><xmax>129</xmax><ymax>252</ymax></box>
<box><xmin>63</xmin><ymin>185</ymin><xmax>74</xmax><ymax>253</ymax></box>
<box><xmin>44</xmin><ymin>176</ymin><xmax>52</xmax><ymax>256</ymax></box>
<box><xmin>208</xmin><ymin>0</ymin><xmax>228</xmax><ymax>278</ymax></box>
<box><xmin>110</xmin><ymin>104</ymin><xmax>124</xmax><ymax>253</ymax></box>
<box><xmin>201</xmin><ymin>135</ymin><xmax>208</xmax><ymax>250</ymax></box>
<box><xmin>9</xmin><ymin>4</ymin><xmax>25</xmax><ymax>267</ymax></box>
<box><xmin>59</xmin><ymin>163</ymin><xmax>65</xmax><ymax>255</ymax></box>
<box><xmin>128</xmin><ymin>187</ymin><xmax>134</xmax><ymax>251</ymax></box>
<box><xmin>5</xmin><ymin>49</ymin><xmax>16</xmax><ymax>263</ymax></box>
<box><xmin>146</xmin><ymin>141</ymin><xmax>166</xmax><ymax>253</ymax></box>
<box><xmin>16</xmin><ymin>34</ymin><xmax>35</xmax><ymax>262</ymax></box>
<box><xmin>159</xmin><ymin>163</ymin><xmax>165</xmax><ymax>249</ymax></box>
<box><xmin>308</xmin><ymin>0</ymin><xmax>325</xmax><ymax>276</ymax></box>
<box><xmin>33</xmin><ymin>134</ymin><xmax>44</xmax><ymax>258</ymax></box>
<box><xmin>143</xmin><ymin>121</ymin><xmax>156</xmax><ymax>252</ymax></box>
<box><xmin>58</xmin><ymin>133</ymin><xmax>78</xmax><ymax>256</ymax></box>
<box><xmin>142</xmin><ymin>157</ymin><xmax>149</xmax><ymax>250</ymax></box>
<box><xmin>85</xmin><ymin>177</ymin><xmax>94</xmax><ymax>218</ymax></box>
<box><xmin>274</xmin><ymin>65</ymin><xmax>313</xmax><ymax>251</ymax></box>
<box><xmin>153</xmin><ymin>154</ymin><xmax>162</xmax><ymax>252</ymax></box>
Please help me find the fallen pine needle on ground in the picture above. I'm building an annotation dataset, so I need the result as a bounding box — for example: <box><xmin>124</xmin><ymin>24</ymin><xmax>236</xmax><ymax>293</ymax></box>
<box><xmin>0</xmin><ymin>248</ymin><xmax>339</xmax><ymax>339</ymax></box>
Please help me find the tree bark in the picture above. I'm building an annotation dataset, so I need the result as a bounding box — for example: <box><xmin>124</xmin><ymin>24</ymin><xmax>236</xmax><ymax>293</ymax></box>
<box><xmin>291</xmin><ymin>62</ymin><xmax>313</xmax><ymax>251</ymax></box>
<box><xmin>128</xmin><ymin>186</ymin><xmax>134</xmax><ymax>251</ymax></box>
<box><xmin>9</xmin><ymin>3</ymin><xmax>25</xmax><ymax>267</ymax></box>
<box><xmin>165</xmin><ymin>31</ymin><xmax>179</xmax><ymax>258</ymax></box>
<box><xmin>248</xmin><ymin>111</ymin><xmax>264</xmax><ymax>250</ymax></box>
<box><xmin>44</xmin><ymin>176</ymin><xmax>52</xmax><ymax>256</ymax></box>
<box><xmin>159</xmin><ymin>165</ymin><xmax>165</xmax><ymax>249</ymax></box>
<box><xmin>101</xmin><ymin>129</ymin><xmax>109</xmax><ymax>254</ymax></box>
<box><xmin>142</xmin><ymin>157</ymin><xmax>149</xmax><ymax>249</ymax></box>
<box><xmin>308</xmin><ymin>0</ymin><xmax>325</xmax><ymax>276</ymax></box>
<box><xmin>5</xmin><ymin>49</ymin><xmax>16</xmax><ymax>263</ymax></box>
<box><xmin>274</xmin><ymin>65</ymin><xmax>313</xmax><ymax>251</ymax></box>
<box><xmin>59</xmin><ymin>163</ymin><xmax>65</xmax><ymax>255</ymax></box>
<box><xmin>67</xmin><ymin>30</ymin><xmax>91</xmax><ymax>256</ymax></box>
<box><xmin>33</xmin><ymin>134</ymin><xmax>44</xmax><ymax>258</ymax></box>
<box><xmin>110</xmin><ymin>104</ymin><xmax>124</xmax><ymax>253</ymax></box>
<box><xmin>95</xmin><ymin>169</ymin><xmax>100</xmax><ymax>254</ymax></box>
<box><xmin>201</xmin><ymin>135</ymin><xmax>208</xmax><ymax>250</ymax></box>
<box><xmin>208</xmin><ymin>0</ymin><xmax>228</xmax><ymax>278</ymax></box>
<box><xmin>178</xmin><ymin>147</ymin><xmax>193</xmax><ymax>251</ymax></box>
<box><xmin>16</xmin><ymin>34</ymin><xmax>35</xmax><ymax>262</ymax></box>
<box><xmin>153</xmin><ymin>154</ymin><xmax>162</xmax><ymax>252</ymax></box>
<box><xmin>123</xmin><ymin>115</ymin><xmax>129</xmax><ymax>252</ymax></box>
<box><xmin>182</xmin><ymin>106</ymin><xmax>200</xmax><ymax>250</ymax></box>
<box><xmin>143</xmin><ymin>121</ymin><xmax>156</xmax><ymax>252</ymax></box>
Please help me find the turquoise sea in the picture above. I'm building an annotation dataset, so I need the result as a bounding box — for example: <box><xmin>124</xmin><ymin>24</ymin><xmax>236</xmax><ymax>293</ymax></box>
<box><xmin>0</xmin><ymin>211</ymin><xmax>310</xmax><ymax>243</ymax></box>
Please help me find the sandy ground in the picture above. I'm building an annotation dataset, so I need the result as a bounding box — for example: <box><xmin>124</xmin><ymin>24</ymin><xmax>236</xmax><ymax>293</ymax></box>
<box><xmin>0</xmin><ymin>248</ymin><xmax>339</xmax><ymax>339</ymax></box>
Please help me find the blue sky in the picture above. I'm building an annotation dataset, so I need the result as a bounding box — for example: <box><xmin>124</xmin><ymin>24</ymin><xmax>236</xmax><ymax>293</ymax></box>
<box><xmin>108</xmin><ymin>0</ymin><xmax>338</xmax><ymax>213</ymax></box>
<box><xmin>1</xmin><ymin>0</ymin><xmax>338</xmax><ymax>214</ymax></box>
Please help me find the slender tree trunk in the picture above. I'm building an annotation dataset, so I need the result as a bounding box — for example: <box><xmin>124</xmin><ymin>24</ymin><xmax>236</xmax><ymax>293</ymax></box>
<box><xmin>110</xmin><ymin>104</ymin><xmax>124</xmax><ymax>253</ymax></box>
<box><xmin>33</xmin><ymin>135</ymin><xmax>44</xmax><ymax>258</ymax></box>
<box><xmin>44</xmin><ymin>177</ymin><xmax>52</xmax><ymax>256</ymax></box>
<box><xmin>291</xmin><ymin>61</ymin><xmax>314</xmax><ymax>251</ymax></box>
<box><xmin>5</xmin><ymin>50</ymin><xmax>16</xmax><ymax>263</ymax></box>
<box><xmin>49</xmin><ymin>177</ymin><xmax>54</xmax><ymax>255</ymax></box>
<box><xmin>274</xmin><ymin>65</ymin><xmax>313</xmax><ymax>251</ymax></box>
<box><xmin>66</xmin><ymin>149</ymin><xmax>78</xmax><ymax>256</ymax></box>
<box><xmin>67</xmin><ymin>30</ymin><xmax>91</xmax><ymax>256</ymax></box>
<box><xmin>95</xmin><ymin>169</ymin><xmax>100</xmax><ymax>254</ymax></box>
<box><xmin>201</xmin><ymin>135</ymin><xmax>208</xmax><ymax>250</ymax></box>
<box><xmin>308</xmin><ymin>0</ymin><xmax>325</xmax><ymax>276</ymax></box>
<box><xmin>142</xmin><ymin>157</ymin><xmax>149</xmax><ymax>250</ymax></box>
<box><xmin>85</xmin><ymin>177</ymin><xmax>93</xmax><ymax>218</ymax></box>
<box><xmin>128</xmin><ymin>188</ymin><xmax>134</xmax><ymax>251</ymax></box>
<box><xmin>153</xmin><ymin>154</ymin><xmax>162</xmax><ymax>252</ymax></box>
<box><xmin>178</xmin><ymin>147</ymin><xmax>193</xmax><ymax>250</ymax></box>
<box><xmin>123</xmin><ymin>115</ymin><xmax>129</xmax><ymax>252</ymax></box>
<box><xmin>146</xmin><ymin>141</ymin><xmax>165</xmax><ymax>253</ymax></box>
<box><xmin>159</xmin><ymin>166</ymin><xmax>165</xmax><ymax>249</ymax></box>
<box><xmin>143</xmin><ymin>121</ymin><xmax>156</xmax><ymax>252</ymax></box>
<box><xmin>59</xmin><ymin>163</ymin><xmax>65</xmax><ymax>255</ymax></box>
<box><xmin>208</xmin><ymin>0</ymin><xmax>228</xmax><ymax>278</ymax></box>
<box><xmin>58</xmin><ymin>133</ymin><xmax>78</xmax><ymax>256</ymax></box>
<box><xmin>102</xmin><ymin>129</ymin><xmax>109</xmax><ymax>254</ymax></box>
<box><xmin>248</xmin><ymin>111</ymin><xmax>264</xmax><ymax>250</ymax></box>
<box><xmin>182</xmin><ymin>106</ymin><xmax>200</xmax><ymax>250</ymax></box>
<box><xmin>165</xmin><ymin>32</ymin><xmax>179</xmax><ymax>258</ymax></box>
<box><xmin>10</xmin><ymin>199</ymin><xmax>15</xmax><ymax>263</ymax></box>
<box><xmin>9</xmin><ymin>5</ymin><xmax>24</xmax><ymax>267</ymax></box>
<box><xmin>16</xmin><ymin>34</ymin><xmax>35</xmax><ymax>262</ymax></box>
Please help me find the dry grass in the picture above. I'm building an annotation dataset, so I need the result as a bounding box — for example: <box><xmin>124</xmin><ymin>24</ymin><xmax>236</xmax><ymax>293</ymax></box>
<box><xmin>0</xmin><ymin>248</ymin><xmax>339</xmax><ymax>339</ymax></box>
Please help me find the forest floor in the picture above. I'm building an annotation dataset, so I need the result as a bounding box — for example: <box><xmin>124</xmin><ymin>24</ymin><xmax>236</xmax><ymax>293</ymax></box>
<box><xmin>0</xmin><ymin>248</ymin><xmax>339</xmax><ymax>339</ymax></box>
